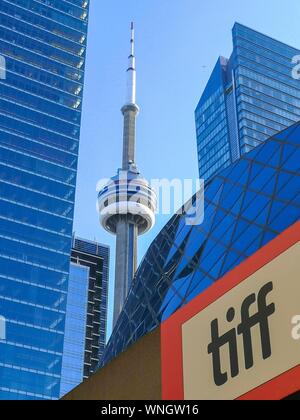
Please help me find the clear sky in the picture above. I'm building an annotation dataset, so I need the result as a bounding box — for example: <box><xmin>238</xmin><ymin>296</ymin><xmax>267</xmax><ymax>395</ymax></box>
<box><xmin>73</xmin><ymin>0</ymin><xmax>300</xmax><ymax>338</ymax></box>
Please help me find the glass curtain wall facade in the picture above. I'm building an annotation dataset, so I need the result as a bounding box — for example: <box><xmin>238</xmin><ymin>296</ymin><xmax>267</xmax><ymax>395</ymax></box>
<box><xmin>60</xmin><ymin>263</ymin><xmax>89</xmax><ymax>398</ymax></box>
<box><xmin>100</xmin><ymin>122</ymin><xmax>300</xmax><ymax>367</ymax></box>
<box><xmin>65</xmin><ymin>238</ymin><xmax>109</xmax><ymax>391</ymax></box>
<box><xmin>196</xmin><ymin>23</ymin><xmax>300</xmax><ymax>180</ymax></box>
<box><xmin>0</xmin><ymin>0</ymin><xmax>89</xmax><ymax>399</ymax></box>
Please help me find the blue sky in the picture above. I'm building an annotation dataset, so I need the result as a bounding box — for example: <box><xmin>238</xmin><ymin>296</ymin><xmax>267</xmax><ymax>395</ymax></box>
<box><xmin>73</xmin><ymin>0</ymin><xmax>300</xmax><ymax>338</ymax></box>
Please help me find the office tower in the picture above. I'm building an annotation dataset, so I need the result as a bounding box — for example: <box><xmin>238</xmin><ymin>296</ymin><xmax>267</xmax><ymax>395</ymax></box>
<box><xmin>195</xmin><ymin>23</ymin><xmax>300</xmax><ymax>180</ymax></box>
<box><xmin>0</xmin><ymin>1</ymin><xmax>89</xmax><ymax>399</ymax></box>
<box><xmin>98</xmin><ymin>24</ymin><xmax>156</xmax><ymax>327</ymax></box>
<box><xmin>101</xmin><ymin>122</ymin><xmax>300</xmax><ymax>366</ymax></box>
<box><xmin>60</xmin><ymin>238</ymin><xmax>109</xmax><ymax>397</ymax></box>
<box><xmin>59</xmin><ymin>262</ymin><xmax>89</xmax><ymax>398</ymax></box>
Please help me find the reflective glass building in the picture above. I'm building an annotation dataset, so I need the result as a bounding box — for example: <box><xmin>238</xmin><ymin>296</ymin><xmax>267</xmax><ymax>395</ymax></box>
<box><xmin>60</xmin><ymin>238</ymin><xmax>109</xmax><ymax>398</ymax></box>
<box><xmin>60</xmin><ymin>263</ymin><xmax>89</xmax><ymax>398</ymax></box>
<box><xmin>0</xmin><ymin>0</ymin><xmax>89</xmax><ymax>399</ymax></box>
<box><xmin>70</xmin><ymin>238</ymin><xmax>109</xmax><ymax>378</ymax></box>
<box><xmin>196</xmin><ymin>23</ymin><xmax>300</xmax><ymax>180</ymax></box>
<box><xmin>101</xmin><ymin>122</ymin><xmax>300</xmax><ymax>367</ymax></box>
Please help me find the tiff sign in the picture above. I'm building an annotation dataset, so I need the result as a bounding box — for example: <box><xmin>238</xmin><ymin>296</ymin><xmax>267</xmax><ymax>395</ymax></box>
<box><xmin>208</xmin><ymin>282</ymin><xmax>275</xmax><ymax>386</ymax></box>
<box><xmin>179</xmin><ymin>238</ymin><xmax>300</xmax><ymax>400</ymax></box>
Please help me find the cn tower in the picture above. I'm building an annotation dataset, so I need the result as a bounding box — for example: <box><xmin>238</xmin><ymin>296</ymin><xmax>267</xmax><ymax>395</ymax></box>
<box><xmin>98</xmin><ymin>23</ymin><xmax>156</xmax><ymax>327</ymax></box>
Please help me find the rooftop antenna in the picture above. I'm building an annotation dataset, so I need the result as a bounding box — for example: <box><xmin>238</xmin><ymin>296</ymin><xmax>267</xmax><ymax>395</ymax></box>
<box><xmin>126</xmin><ymin>21</ymin><xmax>137</xmax><ymax>105</ymax></box>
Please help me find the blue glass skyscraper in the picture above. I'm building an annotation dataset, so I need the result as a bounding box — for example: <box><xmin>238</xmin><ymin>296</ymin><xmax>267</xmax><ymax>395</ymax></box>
<box><xmin>0</xmin><ymin>0</ymin><xmax>89</xmax><ymax>399</ymax></box>
<box><xmin>196</xmin><ymin>23</ymin><xmax>300</xmax><ymax>180</ymax></box>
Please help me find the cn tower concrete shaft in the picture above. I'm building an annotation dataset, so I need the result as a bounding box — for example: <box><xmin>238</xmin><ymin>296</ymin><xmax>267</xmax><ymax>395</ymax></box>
<box><xmin>113</xmin><ymin>221</ymin><xmax>138</xmax><ymax>324</ymax></box>
<box><xmin>122</xmin><ymin>104</ymin><xmax>139</xmax><ymax>170</ymax></box>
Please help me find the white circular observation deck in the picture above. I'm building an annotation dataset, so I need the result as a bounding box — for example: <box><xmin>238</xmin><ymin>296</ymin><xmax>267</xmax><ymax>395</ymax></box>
<box><xmin>98</xmin><ymin>173</ymin><xmax>156</xmax><ymax>235</ymax></box>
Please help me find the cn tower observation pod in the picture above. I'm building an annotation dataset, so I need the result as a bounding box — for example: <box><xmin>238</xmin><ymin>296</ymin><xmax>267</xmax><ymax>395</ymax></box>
<box><xmin>98</xmin><ymin>167</ymin><xmax>157</xmax><ymax>236</ymax></box>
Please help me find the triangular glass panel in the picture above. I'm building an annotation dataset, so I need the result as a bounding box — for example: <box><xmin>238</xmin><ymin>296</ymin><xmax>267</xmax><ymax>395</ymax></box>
<box><xmin>223</xmin><ymin>159</ymin><xmax>251</xmax><ymax>186</ymax></box>
<box><xmin>249</xmin><ymin>164</ymin><xmax>277</xmax><ymax>196</ymax></box>
<box><xmin>220</xmin><ymin>183</ymin><xmax>245</xmax><ymax>214</ymax></box>
<box><xmin>269</xmin><ymin>203</ymin><xmax>300</xmax><ymax>233</ymax></box>
<box><xmin>207</xmin><ymin>253</ymin><xmax>227</xmax><ymax>279</ymax></box>
<box><xmin>211</xmin><ymin>212</ymin><xmax>236</xmax><ymax>245</ymax></box>
<box><xmin>185</xmin><ymin>276</ymin><xmax>214</xmax><ymax>305</ymax></box>
<box><xmin>183</xmin><ymin>228</ymin><xmax>207</xmax><ymax>259</ymax></box>
<box><xmin>201</xmin><ymin>245</ymin><xmax>227</xmax><ymax>275</ymax></box>
<box><xmin>281</xmin><ymin>144</ymin><xmax>300</xmax><ymax>173</ymax></box>
<box><xmin>253</xmin><ymin>140</ymin><xmax>282</xmax><ymax>168</ymax></box>
<box><xmin>242</xmin><ymin>193</ymin><xmax>271</xmax><ymax>226</ymax></box>
<box><xmin>170</xmin><ymin>275</ymin><xmax>194</xmax><ymax>299</ymax></box>
<box><xmin>205</xmin><ymin>178</ymin><xmax>224</xmax><ymax>204</ymax></box>
<box><xmin>235</xmin><ymin>223</ymin><xmax>263</xmax><ymax>255</ymax></box>
<box><xmin>220</xmin><ymin>251</ymin><xmax>244</xmax><ymax>278</ymax></box>
<box><xmin>199</xmin><ymin>202</ymin><xmax>218</xmax><ymax>234</ymax></box>
<box><xmin>276</xmin><ymin>172</ymin><xmax>300</xmax><ymax>203</ymax></box>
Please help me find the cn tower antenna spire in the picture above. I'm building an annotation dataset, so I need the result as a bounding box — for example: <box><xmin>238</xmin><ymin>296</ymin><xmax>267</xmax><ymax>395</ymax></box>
<box><xmin>126</xmin><ymin>21</ymin><xmax>137</xmax><ymax>105</ymax></box>
<box><xmin>130</xmin><ymin>21</ymin><xmax>135</xmax><ymax>56</ymax></box>
<box><xmin>121</xmin><ymin>22</ymin><xmax>139</xmax><ymax>170</ymax></box>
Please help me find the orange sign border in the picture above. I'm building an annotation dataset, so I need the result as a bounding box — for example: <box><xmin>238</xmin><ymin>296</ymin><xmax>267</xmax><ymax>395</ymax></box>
<box><xmin>161</xmin><ymin>221</ymin><xmax>300</xmax><ymax>400</ymax></box>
